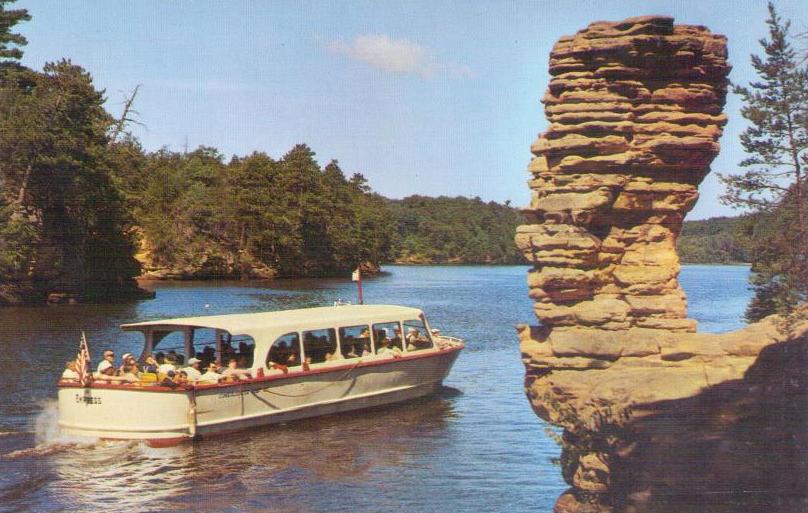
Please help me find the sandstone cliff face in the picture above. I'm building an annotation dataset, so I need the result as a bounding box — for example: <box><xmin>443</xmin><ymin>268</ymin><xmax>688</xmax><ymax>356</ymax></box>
<box><xmin>517</xmin><ymin>16</ymin><xmax>808</xmax><ymax>513</ymax></box>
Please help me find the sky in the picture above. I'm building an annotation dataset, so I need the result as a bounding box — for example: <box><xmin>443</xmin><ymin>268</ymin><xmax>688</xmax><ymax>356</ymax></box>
<box><xmin>13</xmin><ymin>0</ymin><xmax>808</xmax><ymax>219</ymax></box>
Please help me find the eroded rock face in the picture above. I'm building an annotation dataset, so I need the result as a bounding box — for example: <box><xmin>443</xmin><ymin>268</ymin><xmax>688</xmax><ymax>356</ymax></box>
<box><xmin>515</xmin><ymin>15</ymin><xmax>730</xmax><ymax>332</ymax></box>
<box><xmin>518</xmin><ymin>16</ymin><xmax>808</xmax><ymax>513</ymax></box>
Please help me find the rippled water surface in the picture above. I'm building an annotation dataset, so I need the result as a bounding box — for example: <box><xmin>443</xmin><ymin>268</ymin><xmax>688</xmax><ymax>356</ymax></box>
<box><xmin>0</xmin><ymin>264</ymin><xmax>750</xmax><ymax>513</ymax></box>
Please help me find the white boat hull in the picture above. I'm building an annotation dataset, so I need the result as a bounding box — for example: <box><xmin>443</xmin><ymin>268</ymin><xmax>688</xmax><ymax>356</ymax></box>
<box><xmin>58</xmin><ymin>347</ymin><xmax>461</xmax><ymax>446</ymax></box>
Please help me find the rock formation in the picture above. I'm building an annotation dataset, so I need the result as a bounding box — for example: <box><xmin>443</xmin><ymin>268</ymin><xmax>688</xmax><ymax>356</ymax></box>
<box><xmin>516</xmin><ymin>15</ymin><xmax>730</xmax><ymax>333</ymax></box>
<box><xmin>517</xmin><ymin>16</ymin><xmax>808</xmax><ymax>513</ymax></box>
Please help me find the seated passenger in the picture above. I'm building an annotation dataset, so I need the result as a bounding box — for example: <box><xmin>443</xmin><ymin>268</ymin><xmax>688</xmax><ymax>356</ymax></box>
<box><xmin>97</xmin><ymin>349</ymin><xmax>116</xmax><ymax>375</ymax></box>
<box><xmin>61</xmin><ymin>360</ymin><xmax>79</xmax><ymax>381</ymax></box>
<box><xmin>159</xmin><ymin>354</ymin><xmax>177</xmax><ymax>374</ymax></box>
<box><xmin>346</xmin><ymin>345</ymin><xmax>359</xmax><ymax>358</ymax></box>
<box><xmin>142</xmin><ymin>354</ymin><xmax>159</xmax><ymax>374</ymax></box>
<box><xmin>406</xmin><ymin>328</ymin><xmax>421</xmax><ymax>351</ymax></box>
<box><xmin>221</xmin><ymin>358</ymin><xmax>251</xmax><ymax>380</ymax></box>
<box><xmin>328</xmin><ymin>350</ymin><xmax>344</xmax><ymax>362</ymax></box>
<box><xmin>155</xmin><ymin>352</ymin><xmax>165</xmax><ymax>365</ymax></box>
<box><xmin>199</xmin><ymin>362</ymin><xmax>223</xmax><ymax>383</ymax></box>
<box><xmin>361</xmin><ymin>343</ymin><xmax>372</xmax><ymax>357</ymax></box>
<box><xmin>120</xmin><ymin>364</ymin><xmax>139</xmax><ymax>383</ymax></box>
<box><xmin>160</xmin><ymin>370</ymin><xmax>179</xmax><ymax>388</ymax></box>
<box><xmin>175</xmin><ymin>370</ymin><xmax>189</xmax><ymax>386</ymax></box>
<box><xmin>376</xmin><ymin>338</ymin><xmax>402</xmax><ymax>358</ymax></box>
<box><xmin>182</xmin><ymin>357</ymin><xmax>203</xmax><ymax>383</ymax></box>
<box><xmin>118</xmin><ymin>353</ymin><xmax>140</xmax><ymax>375</ymax></box>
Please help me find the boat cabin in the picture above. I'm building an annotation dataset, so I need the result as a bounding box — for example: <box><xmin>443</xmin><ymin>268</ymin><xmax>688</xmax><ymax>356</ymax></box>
<box><xmin>121</xmin><ymin>305</ymin><xmax>437</xmax><ymax>373</ymax></box>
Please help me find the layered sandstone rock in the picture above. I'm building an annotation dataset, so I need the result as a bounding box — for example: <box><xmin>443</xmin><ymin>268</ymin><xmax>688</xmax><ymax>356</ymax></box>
<box><xmin>518</xmin><ymin>16</ymin><xmax>808</xmax><ymax>513</ymax></box>
<box><xmin>515</xmin><ymin>15</ymin><xmax>730</xmax><ymax>332</ymax></box>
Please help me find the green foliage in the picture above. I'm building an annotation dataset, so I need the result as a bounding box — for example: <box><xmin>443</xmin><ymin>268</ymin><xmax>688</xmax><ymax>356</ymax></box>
<box><xmin>677</xmin><ymin>217</ymin><xmax>749</xmax><ymax>264</ymax></box>
<box><xmin>387</xmin><ymin>195</ymin><xmax>525</xmax><ymax>264</ymax></box>
<box><xmin>0</xmin><ymin>0</ymin><xmax>29</xmax><ymax>64</ymax></box>
<box><xmin>719</xmin><ymin>3</ymin><xmax>808</xmax><ymax>320</ymax></box>
<box><xmin>0</xmin><ymin>51</ymin><xmax>141</xmax><ymax>300</ymax></box>
<box><xmin>129</xmin><ymin>145</ymin><xmax>394</xmax><ymax>278</ymax></box>
<box><xmin>737</xmin><ymin>194</ymin><xmax>808</xmax><ymax>321</ymax></box>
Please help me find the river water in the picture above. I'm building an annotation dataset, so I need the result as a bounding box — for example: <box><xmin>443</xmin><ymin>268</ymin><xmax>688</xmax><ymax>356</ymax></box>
<box><xmin>0</xmin><ymin>264</ymin><xmax>750</xmax><ymax>513</ymax></box>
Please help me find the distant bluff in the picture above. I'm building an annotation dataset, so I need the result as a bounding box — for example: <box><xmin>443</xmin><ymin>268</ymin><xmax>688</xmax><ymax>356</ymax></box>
<box><xmin>516</xmin><ymin>16</ymin><xmax>808</xmax><ymax>513</ymax></box>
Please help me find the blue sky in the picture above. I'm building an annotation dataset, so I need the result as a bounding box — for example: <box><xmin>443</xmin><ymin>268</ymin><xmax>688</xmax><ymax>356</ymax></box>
<box><xmin>14</xmin><ymin>0</ymin><xmax>808</xmax><ymax>219</ymax></box>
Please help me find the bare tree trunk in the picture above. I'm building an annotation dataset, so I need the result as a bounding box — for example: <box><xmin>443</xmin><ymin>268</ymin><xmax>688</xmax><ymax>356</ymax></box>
<box><xmin>110</xmin><ymin>84</ymin><xmax>141</xmax><ymax>143</ymax></box>
<box><xmin>15</xmin><ymin>161</ymin><xmax>32</xmax><ymax>206</ymax></box>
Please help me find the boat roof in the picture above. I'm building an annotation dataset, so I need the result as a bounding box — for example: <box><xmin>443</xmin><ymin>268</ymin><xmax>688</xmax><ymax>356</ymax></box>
<box><xmin>120</xmin><ymin>304</ymin><xmax>425</xmax><ymax>335</ymax></box>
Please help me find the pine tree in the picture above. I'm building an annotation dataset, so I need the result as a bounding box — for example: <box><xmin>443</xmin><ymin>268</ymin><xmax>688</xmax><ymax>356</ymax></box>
<box><xmin>719</xmin><ymin>3</ymin><xmax>808</xmax><ymax>320</ymax></box>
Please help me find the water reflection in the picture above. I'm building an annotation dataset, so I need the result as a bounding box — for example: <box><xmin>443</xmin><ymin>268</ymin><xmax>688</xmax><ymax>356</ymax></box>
<box><xmin>6</xmin><ymin>393</ymin><xmax>456</xmax><ymax>513</ymax></box>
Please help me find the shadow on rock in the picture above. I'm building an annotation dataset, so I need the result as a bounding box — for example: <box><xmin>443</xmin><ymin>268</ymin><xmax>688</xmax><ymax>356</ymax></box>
<box><xmin>610</xmin><ymin>335</ymin><xmax>808</xmax><ymax>513</ymax></box>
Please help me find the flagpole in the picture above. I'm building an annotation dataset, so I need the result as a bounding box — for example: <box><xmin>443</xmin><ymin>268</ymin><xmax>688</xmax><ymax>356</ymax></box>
<box><xmin>358</xmin><ymin>269</ymin><xmax>363</xmax><ymax>305</ymax></box>
<box><xmin>352</xmin><ymin>267</ymin><xmax>364</xmax><ymax>305</ymax></box>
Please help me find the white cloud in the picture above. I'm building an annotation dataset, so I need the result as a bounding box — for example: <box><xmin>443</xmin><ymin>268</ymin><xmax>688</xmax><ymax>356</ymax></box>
<box><xmin>328</xmin><ymin>34</ymin><xmax>471</xmax><ymax>79</ymax></box>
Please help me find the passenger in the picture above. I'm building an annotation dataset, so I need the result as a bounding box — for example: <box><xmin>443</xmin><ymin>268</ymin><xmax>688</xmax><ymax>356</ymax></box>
<box><xmin>118</xmin><ymin>353</ymin><xmax>140</xmax><ymax>375</ymax></box>
<box><xmin>359</xmin><ymin>328</ymin><xmax>370</xmax><ymax>339</ymax></box>
<box><xmin>199</xmin><ymin>362</ymin><xmax>223</xmax><ymax>384</ymax></box>
<box><xmin>324</xmin><ymin>351</ymin><xmax>343</xmax><ymax>362</ymax></box>
<box><xmin>142</xmin><ymin>354</ymin><xmax>159</xmax><ymax>374</ymax></box>
<box><xmin>361</xmin><ymin>343</ymin><xmax>372</xmax><ymax>357</ymax></box>
<box><xmin>182</xmin><ymin>357</ymin><xmax>203</xmax><ymax>383</ymax></box>
<box><xmin>155</xmin><ymin>352</ymin><xmax>166</xmax><ymax>365</ymax></box>
<box><xmin>159</xmin><ymin>354</ymin><xmax>177</xmax><ymax>374</ymax></box>
<box><xmin>61</xmin><ymin>360</ymin><xmax>79</xmax><ymax>381</ymax></box>
<box><xmin>96</xmin><ymin>349</ymin><xmax>116</xmax><ymax>375</ymax></box>
<box><xmin>406</xmin><ymin>328</ymin><xmax>420</xmax><ymax>351</ymax></box>
<box><xmin>177</xmin><ymin>370</ymin><xmax>189</xmax><ymax>386</ymax></box>
<box><xmin>237</xmin><ymin>354</ymin><xmax>250</xmax><ymax>369</ymax></box>
<box><xmin>120</xmin><ymin>364</ymin><xmax>139</xmax><ymax>383</ymax></box>
<box><xmin>201</xmin><ymin>346</ymin><xmax>215</xmax><ymax>366</ymax></box>
<box><xmin>160</xmin><ymin>370</ymin><xmax>179</xmax><ymax>388</ymax></box>
<box><xmin>346</xmin><ymin>345</ymin><xmax>359</xmax><ymax>358</ymax></box>
<box><xmin>376</xmin><ymin>338</ymin><xmax>402</xmax><ymax>358</ymax></box>
<box><xmin>221</xmin><ymin>358</ymin><xmax>251</xmax><ymax>380</ymax></box>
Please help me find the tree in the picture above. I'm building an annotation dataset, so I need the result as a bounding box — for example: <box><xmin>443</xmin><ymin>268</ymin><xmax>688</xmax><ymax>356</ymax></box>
<box><xmin>719</xmin><ymin>3</ymin><xmax>808</xmax><ymax>320</ymax></box>
<box><xmin>0</xmin><ymin>0</ymin><xmax>29</xmax><ymax>64</ymax></box>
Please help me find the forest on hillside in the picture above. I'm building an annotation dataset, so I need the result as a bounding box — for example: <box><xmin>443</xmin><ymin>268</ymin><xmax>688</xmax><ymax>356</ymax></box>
<box><xmin>677</xmin><ymin>217</ymin><xmax>748</xmax><ymax>264</ymax></box>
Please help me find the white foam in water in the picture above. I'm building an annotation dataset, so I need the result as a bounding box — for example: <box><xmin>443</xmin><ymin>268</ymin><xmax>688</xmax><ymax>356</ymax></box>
<box><xmin>23</xmin><ymin>399</ymin><xmax>98</xmax><ymax>452</ymax></box>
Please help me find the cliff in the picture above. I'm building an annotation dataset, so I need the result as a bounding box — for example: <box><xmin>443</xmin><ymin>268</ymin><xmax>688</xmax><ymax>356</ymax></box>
<box><xmin>516</xmin><ymin>16</ymin><xmax>808</xmax><ymax>513</ymax></box>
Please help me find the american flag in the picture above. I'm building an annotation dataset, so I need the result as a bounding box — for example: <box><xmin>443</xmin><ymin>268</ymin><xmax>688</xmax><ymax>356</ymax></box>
<box><xmin>76</xmin><ymin>331</ymin><xmax>91</xmax><ymax>387</ymax></box>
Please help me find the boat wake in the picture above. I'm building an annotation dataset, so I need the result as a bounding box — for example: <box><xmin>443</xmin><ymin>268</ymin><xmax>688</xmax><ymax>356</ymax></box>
<box><xmin>1</xmin><ymin>400</ymin><xmax>99</xmax><ymax>460</ymax></box>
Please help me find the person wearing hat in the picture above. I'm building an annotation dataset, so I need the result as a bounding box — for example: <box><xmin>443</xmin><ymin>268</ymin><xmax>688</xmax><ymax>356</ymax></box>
<box><xmin>96</xmin><ymin>349</ymin><xmax>115</xmax><ymax>374</ymax></box>
<box><xmin>118</xmin><ymin>353</ymin><xmax>138</xmax><ymax>375</ymax></box>
<box><xmin>182</xmin><ymin>357</ymin><xmax>203</xmax><ymax>383</ymax></box>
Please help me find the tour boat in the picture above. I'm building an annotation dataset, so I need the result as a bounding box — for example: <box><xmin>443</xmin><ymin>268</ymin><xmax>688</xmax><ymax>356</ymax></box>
<box><xmin>57</xmin><ymin>304</ymin><xmax>464</xmax><ymax>446</ymax></box>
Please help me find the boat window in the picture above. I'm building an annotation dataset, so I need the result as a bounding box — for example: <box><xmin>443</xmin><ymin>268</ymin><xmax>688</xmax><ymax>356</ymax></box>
<box><xmin>267</xmin><ymin>332</ymin><xmax>301</xmax><ymax>368</ymax></box>
<box><xmin>226</xmin><ymin>335</ymin><xmax>255</xmax><ymax>369</ymax></box>
<box><xmin>149</xmin><ymin>330</ymin><xmax>194</xmax><ymax>367</ymax></box>
<box><xmin>338</xmin><ymin>324</ymin><xmax>371</xmax><ymax>358</ymax></box>
<box><xmin>403</xmin><ymin>318</ymin><xmax>433</xmax><ymax>351</ymax></box>
<box><xmin>302</xmin><ymin>328</ymin><xmax>338</xmax><ymax>364</ymax></box>
<box><xmin>372</xmin><ymin>322</ymin><xmax>404</xmax><ymax>353</ymax></box>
